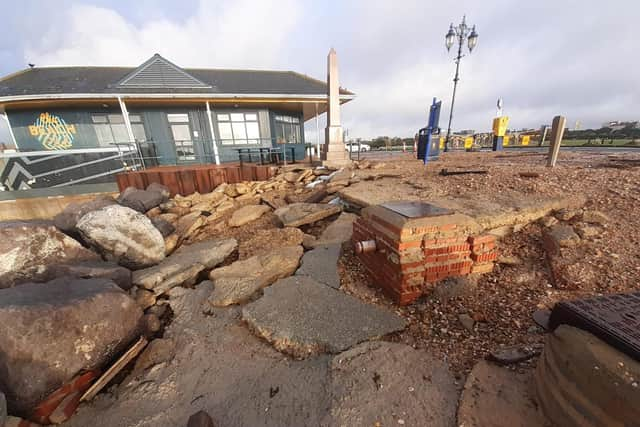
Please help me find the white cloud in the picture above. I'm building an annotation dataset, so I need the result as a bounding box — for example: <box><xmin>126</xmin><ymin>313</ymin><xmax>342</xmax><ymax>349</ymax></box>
<box><xmin>24</xmin><ymin>0</ymin><xmax>301</xmax><ymax>69</ymax></box>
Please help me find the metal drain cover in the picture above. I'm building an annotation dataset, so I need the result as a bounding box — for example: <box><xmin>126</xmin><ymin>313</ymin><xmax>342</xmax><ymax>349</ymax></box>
<box><xmin>549</xmin><ymin>291</ymin><xmax>640</xmax><ymax>361</ymax></box>
<box><xmin>381</xmin><ymin>201</ymin><xmax>453</xmax><ymax>218</ymax></box>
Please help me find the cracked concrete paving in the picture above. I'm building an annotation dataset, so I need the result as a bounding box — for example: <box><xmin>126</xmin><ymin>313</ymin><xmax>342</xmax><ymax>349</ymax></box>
<box><xmin>66</xmin><ymin>281</ymin><xmax>455</xmax><ymax>427</ymax></box>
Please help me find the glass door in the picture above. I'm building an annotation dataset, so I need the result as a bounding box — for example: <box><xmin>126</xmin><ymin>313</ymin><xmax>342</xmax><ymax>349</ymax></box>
<box><xmin>167</xmin><ymin>113</ymin><xmax>196</xmax><ymax>163</ymax></box>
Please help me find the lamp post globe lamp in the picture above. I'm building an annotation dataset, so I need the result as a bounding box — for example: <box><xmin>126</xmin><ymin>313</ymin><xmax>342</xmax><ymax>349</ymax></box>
<box><xmin>443</xmin><ymin>16</ymin><xmax>478</xmax><ymax>152</ymax></box>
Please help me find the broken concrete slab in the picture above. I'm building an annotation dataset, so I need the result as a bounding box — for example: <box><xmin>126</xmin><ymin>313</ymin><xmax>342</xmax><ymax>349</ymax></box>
<box><xmin>65</xmin><ymin>282</ymin><xmax>333</xmax><ymax>427</ymax></box>
<box><xmin>132</xmin><ymin>238</ymin><xmax>237</xmax><ymax>295</ymax></box>
<box><xmin>0</xmin><ymin>220</ymin><xmax>99</xmax><ymax>289</ymax></box>
<box><xmin>274</xmin><ymin>203</ymin><xmax>341</xmax><ymax>228</ymax></box>
<box><xmin>0</xmin><ymin>278</ymin><xmax>142</xmax><ymax>417</ymax></box>
<box><xmin>312</xmin><ymin>212</ymin><xmax>357</xmax><ymax>246</ymax></box>
<box><xmin>208</xmin><ymin>245</ymin><xmax>303</xmax><ymax>306</ymax></box>
<box><xmin>458</xmin><ymin>361</ymin><xmax>550</xmax><ymax>427</ymax></box>
<box><xmin>228</xmin><ymin>205</ymin><xmax>270</xmax><ymax>227</ymax></box>
<box><xmin>324</xmin><ymin>341</ymin><xmax>458</xmax><ymax>427</ymax></box>
<box><xmin>77</xmin><ymin>205</ymin><xmax>166</xmax><ymax>269</ymax></box>
<box><xmin>295</xmin><ymin>244</ymin><xmax>341</xmax><ymax>289</ymax></box>
<box><xmin>242</xmin><ymin>275</ymin><xmax>406</xmax><ymax>358</ymax></box>
<box><xmin>535</xmin><ymin>325</ymin><xmax>640</xmax><ymax>427</ymax></box>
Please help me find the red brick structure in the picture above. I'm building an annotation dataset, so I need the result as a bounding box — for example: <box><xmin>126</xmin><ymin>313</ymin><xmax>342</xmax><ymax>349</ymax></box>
<box><xmin>353</xmin><ymin>201</ymin><xmax>498</xmax><ymax>305</ymax></box>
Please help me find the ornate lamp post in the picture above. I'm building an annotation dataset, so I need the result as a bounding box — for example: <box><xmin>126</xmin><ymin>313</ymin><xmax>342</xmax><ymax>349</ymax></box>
<box><xmin>443</xmin><ymin>16</ymin><xmax>478</xmax><ymax>152</ymax></box>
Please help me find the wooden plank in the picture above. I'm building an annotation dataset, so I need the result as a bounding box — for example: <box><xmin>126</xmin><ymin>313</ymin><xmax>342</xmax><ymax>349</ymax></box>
<box><xmin>143</xmin><ymin>171</ymin><xmax>162</xmax><ymax>189</ymax></box>
<box><xmin>81</xmin><ymin>337</ymin><xmax>148</xmax><ymax>402</ymax></box>
<box><xmin>194</xmin><ymin>168</ymin><xmax>212</xmax><ymax>193</ymax></box>
<box><xmin>226</xmin><ymin>167</ymin><xmax>241</xmax><ymax>183</ymax></box>
<box><xmin>209</xmin><ymin>168</ymin><xmax>227</xmax><ymax>188</ymax></box>
<box><xmin>159</xmin><ymin>171</ymin><xmax>180</xmax><ymax>197</ymax></box>
<box><xmin>115</xmin><ymin>174</ymin><xmax>129</xmax><ymax>192</ymax></box>
<box><xmin>130</xmin><ymin>172</ymin><xmax>145</xmax><ymax>190</ymax></box>
<box><xmin>240</xmin><ymin>165</ymin><xmax>255</xmax><ymax>181</ymax></box>
<box><xmin>178</xmin><ymin>170</ymin><xmax>196</xmax><ymax>195</ymax></box>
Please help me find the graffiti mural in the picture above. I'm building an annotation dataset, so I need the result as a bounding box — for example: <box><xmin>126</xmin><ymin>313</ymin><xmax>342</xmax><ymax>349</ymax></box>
<box><xmin>28</xmin><ymin>112</ymin><xmax>76</xmax><ymax>150</ymax></box>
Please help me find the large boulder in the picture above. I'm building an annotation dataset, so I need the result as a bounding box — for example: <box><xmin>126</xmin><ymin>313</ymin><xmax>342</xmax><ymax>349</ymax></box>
<box><xmin>53</xmin><ymin>195</ymin><xmax>117</xmax><ymax>234</ymax></box>
<box><xmin>0</xmin><ymin>278</ymin><xmax>142</xmax><ymax>416</ymax></box>
<box><xmin>133</xmin><ymin>238</ymin><xmax>237</xmax><ymax>295</ymax></box>
<box><xmin>0</xmin><ymin>221</ymin><xmax>99</xmax><ymax>289</ymax></box>
<box><xmin>274</xmin><ymin>203</ymin><xmax>341</xmax><ymax>228</ymax></box>
<box><xmin>117</xmin><ymin>187</ymin><xmax>167</xmax><ymax>213</ymax></box>
<box><xmin>208</xmin><ymin>245</ymin><xmax>303</xmax><ymax>306</ymax></box>
<box><xmin>76</xmin><ymin>205</ymin><xmax>165</xmax><ymax>269</ymax></box>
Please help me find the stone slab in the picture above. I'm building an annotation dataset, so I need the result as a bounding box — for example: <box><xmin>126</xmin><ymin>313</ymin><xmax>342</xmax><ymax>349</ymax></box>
<box><xmin>295</xmin><ymin>244</ymin><xmax>341</xmax><ymax>289</ymax></box>
<box><xmin>242</xmin><ymin>276</ymin><xmax>406</xmax><ymax>358</ymax></box>
<box><xmin>132</xmin><ymin>238</ymin><xmax>237</xmax><ymax>295</ymax></box>
<box><xmin>458</xmin><ymin>361</ymin><xmax>550</xmax><ymax>427</ymax></box>
<box><xmin>340</xmin><ymin>182</ymin><xmax>586</xmax><ymax>232</ymax></box>
<box><xmin>208</xmin><ymin>245</ymin><xmax>303</xmax><ymax>306</ymax></box>
<box><xmin>313</xmin><ymin>212</ymin><xmax>357</xmax><ymax>247</ymax></box>
<box><xmin>274</xmin><ymin>203</ymin><xmax>341</xmax><ymax>228</ymax></box>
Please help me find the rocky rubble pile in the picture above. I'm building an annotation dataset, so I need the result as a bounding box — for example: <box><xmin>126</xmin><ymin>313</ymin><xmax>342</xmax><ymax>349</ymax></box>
<box><xmin>0</xmin><ymin>162</ymin><xmax>380</xmax><ymax>425</ymax></box>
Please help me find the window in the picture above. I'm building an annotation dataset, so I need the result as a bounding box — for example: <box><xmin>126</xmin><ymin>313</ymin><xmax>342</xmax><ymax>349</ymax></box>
<box><xmin>274</xmin><ymin>114</ymin><xmax>301</xmax><ymax>144</ymax></box>
<box><xmin>167</xmin><ymin>113</ymin><xmax>189</xmax><ymax>123</ymax></box>
<box><xmin>217</xmin><ymin>112</ymin><xmax>260</xmax><ymax>145</ymax></box>
<box><xmin>91</xmin><ymin>113</ymin><xmax>147</xmax><ymax>146</ymax></box>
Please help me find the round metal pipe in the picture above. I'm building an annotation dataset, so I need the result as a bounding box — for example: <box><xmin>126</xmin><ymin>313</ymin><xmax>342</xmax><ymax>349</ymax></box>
<box><xmin>355</xmin><ymin>240</ymin><xmax>377</xmax><ymax>254</ymax></box>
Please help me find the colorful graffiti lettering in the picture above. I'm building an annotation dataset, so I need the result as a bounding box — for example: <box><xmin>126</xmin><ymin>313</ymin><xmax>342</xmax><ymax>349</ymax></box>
<box><xmin>28</xmin><ymin>112</ymin><xmax>76</xmax><ymax>150</ymax></box>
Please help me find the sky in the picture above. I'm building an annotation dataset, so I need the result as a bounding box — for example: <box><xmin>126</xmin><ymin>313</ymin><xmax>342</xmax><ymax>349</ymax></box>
<box><xmin>0</xmin><ymin>0</ymin><xmax>638</xmax><ymax>143</ymax></box>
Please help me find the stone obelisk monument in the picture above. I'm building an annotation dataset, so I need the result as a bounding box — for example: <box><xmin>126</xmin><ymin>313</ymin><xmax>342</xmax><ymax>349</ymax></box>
<box><xmin>322</xmin><ymin>48</ymin><xmax>350</xmax><ymax>166</ymax></box>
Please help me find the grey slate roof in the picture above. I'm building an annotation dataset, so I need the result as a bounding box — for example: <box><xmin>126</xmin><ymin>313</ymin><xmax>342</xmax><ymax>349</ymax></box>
<box><xmin>0</xmin><ymin>64</ymin><xmax>353</xmax><ymax>98</ymax></box>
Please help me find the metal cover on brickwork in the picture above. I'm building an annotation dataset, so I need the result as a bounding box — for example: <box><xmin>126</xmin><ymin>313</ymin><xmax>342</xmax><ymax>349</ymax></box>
<box><xmin>380</xmin><ymin>201</ymin><xmax>453</xmax><ymax>218</ymax></box>
<box><xmin>549</xmin><ymin>291</ymin><xmax>640</xmax><ymax>361</ymax></box>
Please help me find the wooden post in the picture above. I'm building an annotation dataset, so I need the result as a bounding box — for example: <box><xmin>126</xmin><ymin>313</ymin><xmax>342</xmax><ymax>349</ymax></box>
<box><xmin>547</xmin><ymin>115</ymin><xmax>566</xmax><ymax>168</ymax></box>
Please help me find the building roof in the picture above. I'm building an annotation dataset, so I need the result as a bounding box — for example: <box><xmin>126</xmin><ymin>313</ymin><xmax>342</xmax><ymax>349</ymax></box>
<box><xmin>0</xmin><ymin>54</ymin><xmax>354</xmax><ymax>99</ymax></box>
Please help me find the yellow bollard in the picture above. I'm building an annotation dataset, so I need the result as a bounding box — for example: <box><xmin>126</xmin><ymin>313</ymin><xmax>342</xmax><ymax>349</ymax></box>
<box><xmin>464</xmin><ymin>137</ymin><xmax>473</xmax><ymax>150</ymax></box>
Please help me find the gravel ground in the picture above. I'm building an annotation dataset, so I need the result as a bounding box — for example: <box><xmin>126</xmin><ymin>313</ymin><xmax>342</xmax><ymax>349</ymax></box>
<box><xmin>338</xmin><ymin>150</ymin><xmax>640</xmax><ymax>374</ymax></box>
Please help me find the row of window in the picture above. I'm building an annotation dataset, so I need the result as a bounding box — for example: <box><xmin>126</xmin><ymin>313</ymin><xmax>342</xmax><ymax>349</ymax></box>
<box><xmin>89</xmin><ymin>111</ymin><xmax>301</xmax><ymax>148</ymax></box>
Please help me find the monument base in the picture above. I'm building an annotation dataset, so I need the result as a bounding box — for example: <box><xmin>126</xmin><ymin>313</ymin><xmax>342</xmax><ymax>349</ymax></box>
<box><xmin>322</xmin><ymin>125</ymin><xmax>351</xmax><ymax>167</ymax></box>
